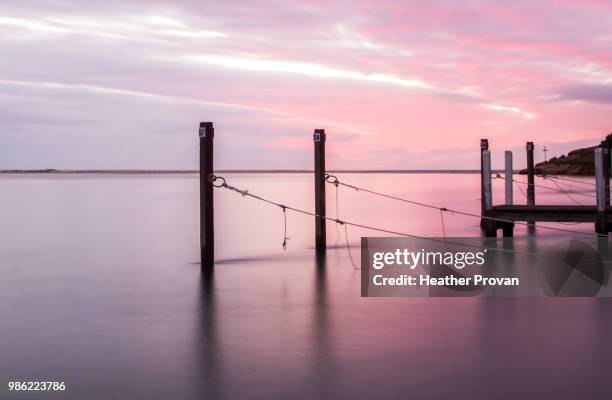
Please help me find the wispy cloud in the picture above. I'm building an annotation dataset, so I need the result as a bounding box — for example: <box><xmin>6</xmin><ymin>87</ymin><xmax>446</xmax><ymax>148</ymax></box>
<box><xmin>0</xmin><ymin>14</ymin><xmax>226</xmax><ymax>42</ymax></box>
<box><xmin>180</xmin><ymin>54</ymin><xmax>432</xmax><ymax>89</ymax></box>
<box><xmin>482</xmin><ymin>103</ymin><xmax>536</xmax><ymax>120</ymax></box>
<box><xmin>0</xmin><ymin>79</ymin><xmax>276</xmax><ymax>111</ymax></box>
<box><xmin>558</xmin><ymin>84</ymin><xmax>612</xmax><ymax>104</ymax></box>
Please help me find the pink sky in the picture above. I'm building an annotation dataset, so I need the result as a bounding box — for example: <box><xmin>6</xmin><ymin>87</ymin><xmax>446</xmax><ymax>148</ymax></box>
<box><xmin>1</xmin><ymin>0</ymin><xmax>611</xmax><ymax>169</ymax></box>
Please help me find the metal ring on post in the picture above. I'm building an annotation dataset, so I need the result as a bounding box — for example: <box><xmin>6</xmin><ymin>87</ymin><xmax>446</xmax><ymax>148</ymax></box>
<box><xmin>211</xmin><ymin>175</ymin><xmax>226</xmax><ymax>188</ymax></box>
<box><xmin>325</xmin><ymin>174</ymin><xmax>339</xmax><ymax>185</ymax></box>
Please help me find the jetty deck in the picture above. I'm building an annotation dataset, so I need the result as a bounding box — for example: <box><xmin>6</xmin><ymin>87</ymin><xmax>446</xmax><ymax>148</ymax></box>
<box><xmin>491</xmin><ymin>205</ymin><xmax>605</xmax><ymax>223</ymax></box>
<box><xmin>480</xmin><ymin>138</ymin><xmax>612</xmax><ymax>236</ymax></box>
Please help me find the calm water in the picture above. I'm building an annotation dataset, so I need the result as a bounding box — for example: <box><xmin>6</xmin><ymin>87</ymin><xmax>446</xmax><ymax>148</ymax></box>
<box><xmin>1</xmin><ymin>173</ymin><xmax>611</xmax><ymax>399</ymax></box>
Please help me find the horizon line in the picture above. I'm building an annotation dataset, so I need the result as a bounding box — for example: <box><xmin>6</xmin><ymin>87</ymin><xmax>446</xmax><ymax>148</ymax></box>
<box><xmin>0</xmin><ymin>168</ymin><xmax>513</xmax><ymax>174</ymax></box>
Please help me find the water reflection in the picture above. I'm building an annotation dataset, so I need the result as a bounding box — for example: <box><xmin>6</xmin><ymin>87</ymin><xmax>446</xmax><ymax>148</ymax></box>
<box><xmin>196</xmin><ymin>270</ymin><xmax>225</xmax><ymax>399</ymax></box>
<box><xmin>3</xmin><ymin>174</ymin><xmax>612</xmax><ymax>399</ymax></box>
<box><xmin>193</xmin><ymin>254</ymin><xmax>336</xmax><ymax>399</ymax></box>
<box><xmin>311</xmin><ymin>253</ymin><xmax>333</xmax><ymax>398</ymax></box>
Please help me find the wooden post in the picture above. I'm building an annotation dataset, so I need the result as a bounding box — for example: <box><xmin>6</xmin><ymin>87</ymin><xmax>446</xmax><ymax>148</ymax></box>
<box><xmin>595</xmin><ymin>147</ymin><xmax>607</xmax><ymax>235</ymax></box>
<box><xmin>483</xmin><ymin>150</ymin><xmax>493</xmax><ymax>211</ymax></box>
<box><xmin>481</xmin><ymin>149</ymin><xmax>496</xmax><ymax>237</ymax></box>
<box><xmin>502</xmin><ymin>150</ymin><xmax>515</xmax><ymax>237</ymax></box>
<box><xmin>480</xmin><ymin>139</ymin><xmax>489</xmax><ymax>219</ymax></box>
<box><xmin>314</xmin><ymin>129</ymin><xmax>326</xmax><ymax>253</ymax></box>
<box><xmin>505</xmin><ymin>151</ymin><xmax>513</xmax><ymax>205</ymax></box>
<box><xmin>200</xmin><ymin>122</ymin><xmax>214</xmax><ymax>271</ymax></box>
<box><xmin>526</xmin><ymin>142</ymin><xmax>535</xmax><ymax>206</ymax></box>
<box><xmin>604</xmin><ymin>143</ymin><xmax>611</xmax><ymax>207</ymax></box>
<box><xmin>526</xmin><ymin>141</ymin><xmax>535</xmax><ymax>232</ymax></box>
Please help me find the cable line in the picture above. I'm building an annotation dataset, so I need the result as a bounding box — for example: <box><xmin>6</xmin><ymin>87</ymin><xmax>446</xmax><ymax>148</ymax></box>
<box><xmin>324</xmin><ymin>174</ymin><xmax>606</xmax><ymax>238</ymax></box>
<box><xmin>211</xmin><ymin>175</ymin><xmax>611</xmax><ymax>264</ymax></box>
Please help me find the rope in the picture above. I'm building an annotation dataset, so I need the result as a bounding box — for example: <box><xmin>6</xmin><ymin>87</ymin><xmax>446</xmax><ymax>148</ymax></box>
<box><xmin>281</xmin><ymin>206</ymin><xmax>289</xmax><ymax>250</ymax></box>
<box><xmin>514</xmin><ymin>179</ymin><xmax>528</xmax><ymax>200</ymax></box>
<box><xmin>547</xmin><ymin>176</ymin><xmax>584</xmax><ymax>206</ymax></box>
<box><xmin>506</xmin><ymin>175</ymin><xmax>582</xmax><ymax>225</ymax></box>
<box><xmin>491</xmin><ymin>172</ymin><xmax>596</xmax><ymax>189</ymax></box>
<box><xmin>324</xmin><ymin>175</ymin><xmax>607</xmax><ymax>238</ymax></box>
<box><xmin>440</xmin><ymin>209</ymin><xmax>447</xmax><ymax>239</ymax></box>
<box><xmin>492</xmin><ymin>174</ymin><xmax>596</xmax><ymax>198</ymax></box>
<box><xmin>334</xmin><ymin>179</ymin><xmax>339</xmax><ymax>219</ymax></box>
<box><xmin>538</xmin><ymin>174</ymin><xmax>596</xmax><ymax>187</ymax></box>
<box><xmin>440</xmin><ymin>209</ymin><xmax>449</xmax><ymax>250</ymax></box>
<box><xmin>545</xmin><ymin>179</ymin><xmax>596</xmax><ymax>225</ymax></box>
<box><xmin>330</xmin><ymin>174</ymin><xmax>359</xmax><ymax>268</ymax></box>
<box><xmin>343</xmin><ymin>224</ymin><xmax>360</xmax><ymax>269</ymax></box>
<box><xmin>211</xmin><ymin>175</ymin><xmax>612</xmax><ymax>264</ymax></box>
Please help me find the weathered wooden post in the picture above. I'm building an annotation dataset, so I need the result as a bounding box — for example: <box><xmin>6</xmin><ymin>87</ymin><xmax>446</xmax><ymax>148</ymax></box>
<box><xmin>501</xmin><ymin>150</ymin><xmax>514</xmax><ymax>237</ymax></box>
<box><xmin>595</xmin><ymin>147</ymin><xmax>607</xmax><ymax>235</ymax></box>
<box><xmin>314</xmin><ymin>129</ymin><xmax>326</xmax><ymax>253</ymax></box>
<box><xmin>526</xmin><ymin>142</ymin><xmax>536</xmax><ymax>232</ymax></box>
<box><xmin>481</xmin><ymin>149</ymin><xmax>496</xmax><ymax>237</ymax></box>
<box><xmin>200</xmin><ymin>122</ymin><xmax>215</xmax><ymax>271</ymax></box>
<box><xmin>505</xmin><ymin>151</ymin><xmax>513</xmax><ymax>205</ymax></box>
<box><xmin>526</xmin><ymin>142</ymin><xmax>535</xmax><ymax>206</ymax></box>
<box><xmin>483</xmin><ymin>150</ymin><xmax>493</xmax><ymax>211</ymax></box>
<box><xmin>480</xmin><ymin>139</ymin><xmax>489</xmax><ymax>221</ymax></box>
<box><xmin>603</xmin><ymin>140</ymin><xmax>611</xmax><ymax>207</ymax></box>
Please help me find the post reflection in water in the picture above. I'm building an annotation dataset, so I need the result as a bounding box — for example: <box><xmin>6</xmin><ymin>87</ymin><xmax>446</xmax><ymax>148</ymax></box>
<box><xmin>311</xmin><ymin>252</ymin><xmax>333</xmax><ymax>398</ymax></box>
<box><xmin>195</xmin><ymin>270</ymin><xmax>225</xmax><ymax>400</ymax></box>
<box><xmin>193</xmin><ymin>253</ymin><xmax>338</xmax><ymax>400</ymax></box>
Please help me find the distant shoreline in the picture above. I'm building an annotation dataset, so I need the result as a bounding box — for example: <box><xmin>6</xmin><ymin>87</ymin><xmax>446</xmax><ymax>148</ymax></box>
<box><xmin>0</xmin><ymin>169</ymin><xmax>493</xmax><ymax>174</ymax></box>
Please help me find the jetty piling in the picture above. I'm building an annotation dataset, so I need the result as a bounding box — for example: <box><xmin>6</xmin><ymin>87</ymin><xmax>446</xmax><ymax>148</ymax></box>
<box><xmin>595</xmin><ymin>148</ymin><xmax>607</xmax><ymax>235</ymax></box>
<box><xmin>505</xmin><ymin>151</ymin><xmax>513</xmax><ymax>205</ymax></box>
<box><xmin>480</xmin><ymin>139</ymin><xmax>489</xmax><ymax>217</ymax></box>
<box><xmin>526</xmin><ymin>142</ymin><xmax>535</xmax><ymax>206</ymax></box>
<box><xmin>603</xmin><ymin>140</ymin><xmax>611</xmax><ymax>206</ymax></box>
<box><xmin>314</xmin><ymin>129</ymin><xmax>327</xmax><ymax>253</ymax></box>
<box><xmin>480</xmin><ymin>140</ymin><xmax>513</xmax><ymax>237</ymax></box>
<box><xmin>200</xmin><ymin>122</ymin><xmax>215</xmax><ymax>271</ymax></box>
<box><xmin>526</xmin><ymin>142</ymin><xmax>536</xmax><ymax>231</ymax></box>
<box><xmin>479</xmin><ymin>139</ymin><xmax>495</xmax><ymax>235</ymax></box>
<box><xmin>481</xmin><ymin>150</ymin><xmax>496</xmax><ymax>237</ymax></box>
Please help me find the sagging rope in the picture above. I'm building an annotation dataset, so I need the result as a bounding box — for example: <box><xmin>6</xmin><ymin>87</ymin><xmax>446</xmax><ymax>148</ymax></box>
<box><xmin>440</xmin><ymin>209</ymin><xmax>447</xmax><ymax>239</ymax></box>
<box><xmin>210</xmin><ymin>174</ymin><xmax>612</xmax><ymax>264</ymax></box>
<box><xmin>325</xmin><ymin>174</ymin><xmax>608</xmax><ymax>238</ymax></box>
<box><xmin>343</xmin><ymin>224</ymin><xmax>359</xmax><ymax>269</ymax></box>
<box><xmin>281</xmin><ymin>206</ymin><xmax>289</xmax><ymax>250</ymax></box>
<box><xmin>494</xmin><ymin>173</ymin><xmax>586</xmax><ymax>205</ymax></box>
<box><xmin>329</xmin><ymin>175</ymin><xmax>359</xmax><ymax>268</ymax></box>
<box><xmin>547</xmin><ymin>177</ymin><xmax>584</xmax><ymax>206</ymax></box>
<box><xmin>492</xmin><ymin>173</ymin><xmax>596</xmax><ymax>199</ymax></box>
<box><xmin>538</xmin><ymin>174</ymin><xmax>596</xmax><ymax>187</ymax></box>
<box><xmin>503</xmin><ymin>174</ymin><xmax>582</xmax><ymax>225</ymax></box>
<box><xmin>514</xmin><ymin>178</ymin><xmax>528</xmax><ymax>200</ymax></box>
<box><xmin>542</xmin><ymin>178</ymin><xmax>585</xmax><ymax>224</ymax></box>
<box><xmin>494</xmin><ymin>172</ymin><xmax>596</xmax><ymax>188</ymax></box>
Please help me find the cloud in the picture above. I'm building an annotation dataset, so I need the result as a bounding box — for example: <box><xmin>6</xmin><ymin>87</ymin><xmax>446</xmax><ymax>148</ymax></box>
<box><xmin>179</xmin><ymin>54</ymin><xmax>432</xmax><ymax>89</ymax></box>
<box><xmin>0</xmin><ymin>79</ymin><xmax>280</xmax><ymax>112</ymax></box>
<box><xmin>482</xmin><ymin>103</ymin><xmax>536</xmax><ymax>120</ymax></box>
<box><xmin>0</xmin><ymin>1</ymin><xmax>610</xmax><ymax>169</ymax></box>
<box><xmin>558</xmin><ymin>84</ymin><xmax>612</xmax><ymax>104</ymax></box>
<box><xmin>0</xmin><ymin>14</ymin><xmax>227</xmax><ymax>42</ymax></box>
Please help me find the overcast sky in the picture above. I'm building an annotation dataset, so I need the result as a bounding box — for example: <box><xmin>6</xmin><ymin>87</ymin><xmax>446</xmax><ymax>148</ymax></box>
<box><xmin>1</xmin><ymin>0</ymin><xmax>611</xmax><ymax>169</ymax></box>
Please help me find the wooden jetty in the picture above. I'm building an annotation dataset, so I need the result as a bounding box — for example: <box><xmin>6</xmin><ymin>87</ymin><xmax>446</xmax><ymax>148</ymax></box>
<box><xmin>196</xmin><ymin>121</ymin><xmax>612</xmax><ymax>270</ymax></box>
<box><xmin>480</xmin><ymin>139</ymin><xmax>612</xmax><ymax>237</ymax></box>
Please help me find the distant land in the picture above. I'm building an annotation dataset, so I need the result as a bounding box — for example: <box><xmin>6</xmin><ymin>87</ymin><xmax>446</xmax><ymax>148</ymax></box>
<box><xmin>0</xmin><ymin>169</ymin><xmax>485</xmax><ymax>174</ymax></box>
<box><xmin>519</xmin><ymin>134</ymin><xmax>612</xmax><ymax>176</ymax></box>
